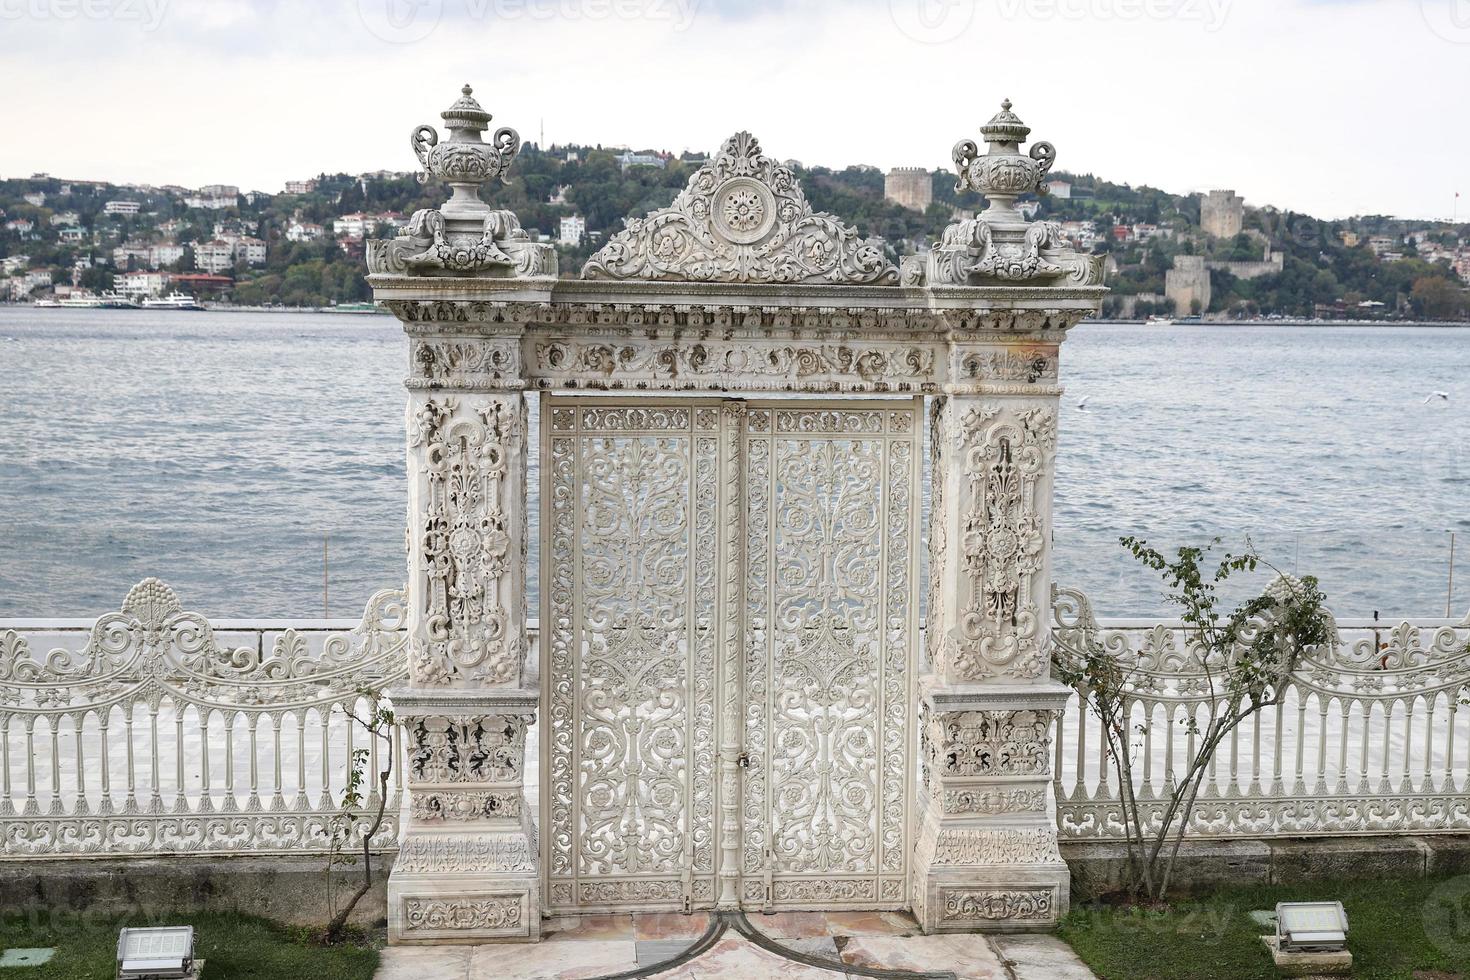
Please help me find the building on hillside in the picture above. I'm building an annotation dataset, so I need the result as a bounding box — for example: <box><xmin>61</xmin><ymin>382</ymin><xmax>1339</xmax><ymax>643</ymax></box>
<box><xmin>548</xmin><ymin>185</ymin><xmax>570</xmax><ymax>205</ymax></box>
<box><xmin>2</xmin><ymin>255</ymin><xmax>30</xmax><ymax>273</ymax></box>
<box><xmin>1045</xmin><ymin>179</ymin><xmax>1072</xmax><ymax>199</ymax></box>
<box><xmin>333</xmin><ymin>212</ymin><xmax>403</xmax><ymax>240</ymax></box>
<box><xmin>1165</xmin><ymin>254</ymin><xmax>1212</xmax><ymax>315</ymax></box>
<box><xmin>112</xmin><ymin>242</ymin><xmax>153</xmax><ymax>267</ymax></box>
<box><xmin>231</xmin><ymin>237</ymin><xmax>267</xmax><ymax>265</ymax></box>
<box><xmin>284</xmin><ymin>179</ymin><xmax>318</xmax><ymax>195</ymax></box>
<box><xmin>115</xmin><ymin>270</ymin><xmax>167</xmax><ymax>299</ymax></box>
<box><xmin>23</xmin><ymin>191</ymin><xmax>46</xmax><ymax>207</ymax></box>
<box><xmin>884</xmin><ymin>168</ymin><xmax>932</xmax><ymax>212</ymax></box>
<box><xmin>617</xmin><ymin>151</ymin><xmax>666</xmax><ymax>171</ymax></box>
<box><xmin>1058</xmin><ymin>220</ymin><xmax>1097</xmax><ymax>249</ymax></box>
<box><xmin>149</xmin><ymin>243</ymin><xmax>186</xmax><ymax>267</ymax></box>
<box><xmin>5</xmin><ymin>219</ymin><xmax>35</xmax><ymax>234</ymax></box>
<box><xmin>58</xmin><ymin>226</ymin><xmax>87</xmax><ymax>244</ymax></box>
<box><xmin>287</xmin><ymin>220</ymin><xmax>324</xmax><ymax>242</ymax></box>
<box><xmin>1200</xmin><ymin>189</ymin><xmax>1244</xmax><ymax>238</ymax></box>
<box><xmin>7</xmin><ymin>269</ymin><xmax>53</xmax><ymax>301</ymax></box>
<box><xmin>194</xmin><ymin>240</ymin><xmax>237</xmax><ymax>274</ymax></box>
<box><xmin>1339</xmin><ymin>230</ymin><xmax>1360</xmax><ymax>247</ymax></box>
<box><xmin>1453</xmin><ymin>254</ymin><xmax>1470</xmax><ymax>284</ymax></box>
<box><xmin>1368</xmin><ymin>236</ymin><xmax>1396</xmax><ymax>257</ymax></box>
<box><xmin>50</xmin><ymin>211</ymin><xmax>80</xmax><ymax>227</ymax></box>
<box><xmin>558</xmin><ymin>215</ymin><xmax>586</xmax><ymax>246</ymax></box>
<box><xmin>103</xmin><ymin>200</ymin><xmax>142</xmax><ymax>216</ymax></box>
<box><xmin>183</xmin><ymin>193</ymin><xmax>235</xmax><ymax>210</ymax></box>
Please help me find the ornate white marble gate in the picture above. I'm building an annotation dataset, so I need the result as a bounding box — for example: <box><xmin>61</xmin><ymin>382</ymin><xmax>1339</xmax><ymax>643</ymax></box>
<box><xmin>369</xmin><ymin>86</ymin><xmax>1104</xmax><ymax>944</ymax></box>
<box><xmin>540</xmin><ymin>398</ymin><xmax>921</xmax><ymax>914</ymax></box>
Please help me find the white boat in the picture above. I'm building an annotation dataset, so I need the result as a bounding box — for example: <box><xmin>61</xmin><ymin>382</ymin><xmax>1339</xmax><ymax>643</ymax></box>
<box><xmin>59</xmin><ymin>293</ymin><xmax>102</xmax><ymax>308</ymax></box>
<box><xmin>142</xmin><ymin>291</ymin><xmax>205</xmax><ymax>311</ymax></box>
<box><xmin>1145</xmin><ymin>315</ymin><xmax>1175</xmax><ymax>326</ymax></box>
<box><xmin>31</xmin><ymin>298</ymin><xmax>60</xmax><ymax>308</ymax></box>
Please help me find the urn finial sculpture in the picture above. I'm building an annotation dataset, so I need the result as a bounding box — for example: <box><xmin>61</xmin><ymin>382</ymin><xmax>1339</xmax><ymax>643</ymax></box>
<box><xmin>903</xmin><ymin>98</ymin><xmax>1101</xmax><ymax>288</ymax></box>
<box><xmin>952</xmin><ymin>98</ymin><xmax>1057</xmax><ymax>224</ymax></box>
<box><xmin>366</xmin><ymin>84</ymin><xmax>555</xmax><ymax>278</ymax></box>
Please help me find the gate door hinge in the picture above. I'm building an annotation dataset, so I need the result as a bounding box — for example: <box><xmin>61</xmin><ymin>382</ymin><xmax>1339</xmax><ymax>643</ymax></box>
<box><xmin>736</xmin><ymin>751</ymin><xmax>751</xmax><ymax>769</ymax></box>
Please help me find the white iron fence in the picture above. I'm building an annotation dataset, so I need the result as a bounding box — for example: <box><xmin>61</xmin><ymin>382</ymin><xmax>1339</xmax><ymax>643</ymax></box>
<box><xmin>1051</xmin><ymin>586</ymin><xmax>1470</xmax><ymax>840</ymax></box>
<box><xmin>0</xmin><ymin>579</ymin><xmax>410</xmax><ymax>859</ymax></box>
<box><xmin>5</xmin><ymin>579</ymin><xmax>1469</xmax><ymax>860</ymax></box>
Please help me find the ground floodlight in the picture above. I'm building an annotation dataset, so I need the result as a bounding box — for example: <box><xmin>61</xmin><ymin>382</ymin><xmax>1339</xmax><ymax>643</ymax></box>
<box><xmin>115</xmin><ymin>925</ymin><xmax>196</xmax><ymax>979</ymax></box>
<box><xmin>1275</xmin><ymin>901</ymin><xmax>1348</xmax><ymax>952</ymax></box>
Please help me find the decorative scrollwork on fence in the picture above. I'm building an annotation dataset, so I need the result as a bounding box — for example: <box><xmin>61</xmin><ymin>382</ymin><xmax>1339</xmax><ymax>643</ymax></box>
<box><xmin>0</xmin><ymin>580</ymin><xmax>408</xmax><ymax>858</ymax></box>
<box><xmin>1051</xmin><ymin>585</ymin><xmax>1470</xmax><ymax>841</ymax></box>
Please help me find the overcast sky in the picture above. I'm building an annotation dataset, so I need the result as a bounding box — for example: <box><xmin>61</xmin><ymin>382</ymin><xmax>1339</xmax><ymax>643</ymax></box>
<box><xmin>2</xmin><ymin>0</ymin><xmax>1466</xmax><ymax>221</ymax></box>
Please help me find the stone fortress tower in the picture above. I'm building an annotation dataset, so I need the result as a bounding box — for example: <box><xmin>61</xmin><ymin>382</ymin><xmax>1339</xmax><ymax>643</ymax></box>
<box><xmin>1200</xmin><ymin>189</ymin><xmax>1244</xmax><ymax>238</ymax></box>
<box><xmin>885</xmin><ymin>167</ymin><xmax>933</xmax><ymax>212</ymax></box>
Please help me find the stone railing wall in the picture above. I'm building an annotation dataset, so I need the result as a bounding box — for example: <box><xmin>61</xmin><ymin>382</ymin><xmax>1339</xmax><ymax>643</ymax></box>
<box><xmin>1051</xmin><ymin>587</ymin><xmax>1470</xmax><ymax>841</ymax></box>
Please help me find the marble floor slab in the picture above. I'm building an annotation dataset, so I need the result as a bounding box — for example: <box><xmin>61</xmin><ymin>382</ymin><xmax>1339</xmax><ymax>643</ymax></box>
<box><xmin>372</xmin><ymin>911</ymin><xmax>1098</xmax><ymax>980</ymax></box>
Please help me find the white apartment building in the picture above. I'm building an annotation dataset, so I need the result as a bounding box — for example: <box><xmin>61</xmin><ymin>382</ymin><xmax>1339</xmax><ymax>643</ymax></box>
<box><xmin>115</xmin><ymin>270</ymin><xmax>167</xmax><ymax>299</ymax></box>
<box><xmin>103</xmin><ymin>200</ymin><xmax>142</xmax><ymax>215</ymax></box>
<box><xmin>333</xmin><ymin>212</ymin><xmax>403</xmax><ymax>239</ymax></box>
<box><xmin>232</xmin><ymin>237</ymin><xmax>267</xmax><ymax>265</ymax></box>
<box><xmin>150</xmin><ymin>244</ymin><xmax>187</xmax><ymax>267</ymax></box>
<box><xmin>194</xmin><ymin>240</ymin><xmax>237</xmax><ymax>274</ymax></box>
<box><xmin>287</xmin><ymin>220</ymin><xmax>324</xmax><ymax>242</ymax></box>
<box><xmin>558</xmin><ymin>214</ymin><xmax>586</xmax><ymax>246</ymax></box>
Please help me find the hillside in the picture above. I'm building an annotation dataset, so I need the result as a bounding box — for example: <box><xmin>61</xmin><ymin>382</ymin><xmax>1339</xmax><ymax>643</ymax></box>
<box><xmin>2</xmin><ymin>145</ymin><xmax>1467</xmax><ymax>318</ymax></box>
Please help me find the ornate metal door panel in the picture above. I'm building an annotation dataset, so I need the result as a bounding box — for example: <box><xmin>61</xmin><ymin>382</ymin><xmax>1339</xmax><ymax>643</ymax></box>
<box><xmin>742</xmin><ymin>403</ymin><xmax>921</xmax><ymax>910</ymax></box>
<box><xmin>541</xmin><ymin>398</ymin><xmax>921</xmax><ymax>914</ymax></box>
<box><xmin>541</xmin><ymin>401</ymin><xmax>726</xmax><ymax>913</ymax></box>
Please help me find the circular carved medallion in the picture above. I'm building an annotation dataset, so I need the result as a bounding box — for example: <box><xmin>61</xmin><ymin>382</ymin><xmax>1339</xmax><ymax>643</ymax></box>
<box><xmin>711</xmin><ymin>177</ymin><xmax>777</xmax><ymax>245</ymax></box>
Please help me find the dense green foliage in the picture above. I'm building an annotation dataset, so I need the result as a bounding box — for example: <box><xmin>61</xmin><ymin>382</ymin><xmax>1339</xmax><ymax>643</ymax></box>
<box><xmin>1061</xmin><ymin>876</ymin><xmax>1470</xmax><ymax>980</ymax></box>
<box><xmin>2</xmin><ymin>149</ymin><xmax>1466</xmax><ymax>315</ymax></box>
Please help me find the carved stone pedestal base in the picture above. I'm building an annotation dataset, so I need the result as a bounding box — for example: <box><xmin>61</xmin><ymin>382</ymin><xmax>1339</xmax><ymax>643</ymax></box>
<box><xmin>910</xmin><ymin>681</ymin><xmax>1071</xmax><ymax>933</ymax></box>
<box><xmin>387</xmin><ymin>688</ymin><xmax>541</xmax><ymax>944</ymax></box>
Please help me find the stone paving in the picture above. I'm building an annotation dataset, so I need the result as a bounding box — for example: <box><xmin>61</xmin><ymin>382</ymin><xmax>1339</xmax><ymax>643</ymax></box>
<box><xmin>374</xmin><ymin>910</ymin><xmax>1097</xmax><ymax>979</ymax></box>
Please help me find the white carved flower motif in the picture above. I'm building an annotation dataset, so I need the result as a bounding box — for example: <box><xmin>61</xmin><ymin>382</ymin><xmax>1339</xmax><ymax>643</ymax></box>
<box><xmin>722</xmin><ymin>188</ymin><xmax>764</xmax><ymax>233</ymax></box>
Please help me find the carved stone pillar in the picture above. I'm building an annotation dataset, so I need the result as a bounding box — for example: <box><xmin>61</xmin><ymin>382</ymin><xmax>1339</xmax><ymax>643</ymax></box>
<box><xmin>910</xmin><ymin>328</ymin><xmax>1075</xmax><ymax>933</ymax></box>
<box><xmin>385</xmin><ymin>327</ymin><xmax>544</xmax><ymax>943</ymax></box>
<box><xmin>905</xmin><ymin>98</ymin><xmax>1103</xmax><ymax>935</ymax></box>
<box><xmin>368</xmin><ymin>84</ymin><xmax>556</xmax><ymax>945</ymax></box>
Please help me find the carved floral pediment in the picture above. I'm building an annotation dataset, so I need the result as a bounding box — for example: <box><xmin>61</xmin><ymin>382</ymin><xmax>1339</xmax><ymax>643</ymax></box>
<box><xmin>582</xmin><ymin>132</ymin><xmax>898</xmax><ymax>286</ymax></box>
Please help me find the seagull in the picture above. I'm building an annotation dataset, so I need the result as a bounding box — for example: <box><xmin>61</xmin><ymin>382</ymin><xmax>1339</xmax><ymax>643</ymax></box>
<box><xmin>1076</xmin><ymin>396</ymin><xmax>1091</xmax><ymax>411</ymax></box>
<box><xmin>1423</xmin><ymin>391</ymin><xmax>1450</xmax><ymax>404</ymax></box>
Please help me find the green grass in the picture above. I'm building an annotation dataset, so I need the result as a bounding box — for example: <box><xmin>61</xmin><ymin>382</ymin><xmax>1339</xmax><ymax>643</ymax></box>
<box><xmin>0</xmin><ymin>910</ymin><xmax>379</xmax><ymax>980</ymax></box>
<box><xmin>1060</xmin><ymin>875</ymin><xmax>1470</xmax><ymax>980</ymax></box>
